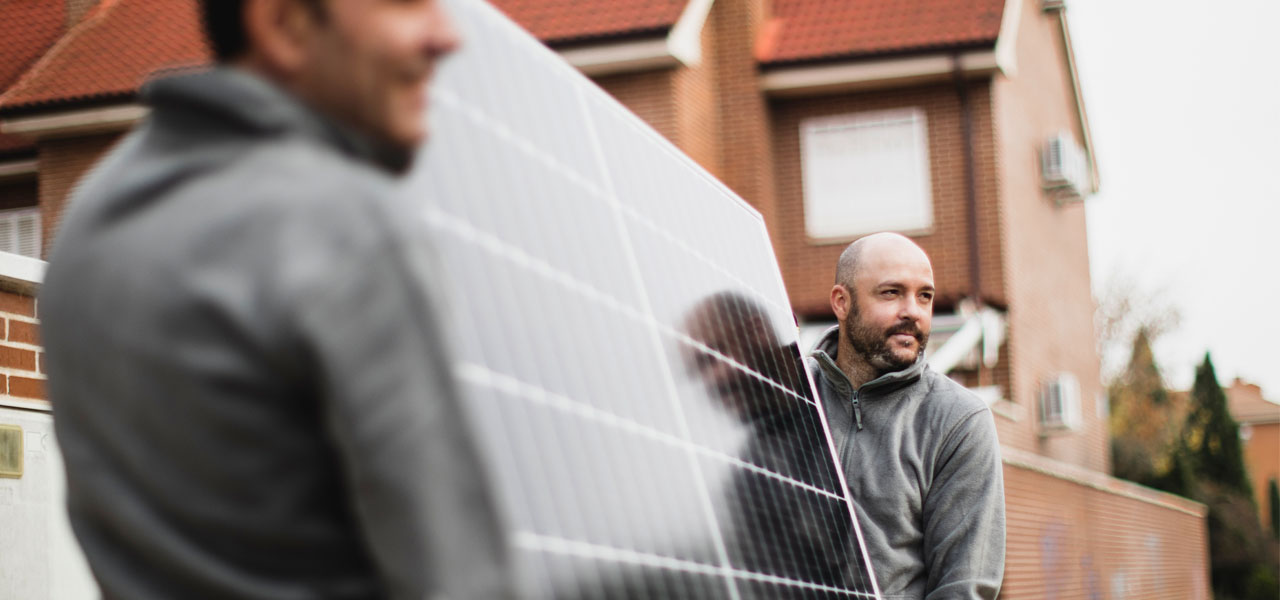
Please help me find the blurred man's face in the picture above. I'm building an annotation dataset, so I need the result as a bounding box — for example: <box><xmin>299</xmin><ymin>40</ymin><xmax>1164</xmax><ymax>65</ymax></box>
<box><xmin>293</xmin><ymin>0</ymin><xmax>459</xmax><ymax>152</ymax></box>
<box><xmin>840</xmin><ymin>251</ymin><xmax>934</xmax><ymax>374</ymax></box>
<box><xmin>683</xmin><ymin>305</ymin><xmax>780</xmax><ymax>421</ymax></box>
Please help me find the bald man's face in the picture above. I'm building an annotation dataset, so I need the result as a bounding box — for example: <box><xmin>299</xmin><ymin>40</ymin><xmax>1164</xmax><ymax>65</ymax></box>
<box><xmin>837</xmin><ymin>240</ymin><xmax>935</xmax><ymax>374</ymax></box>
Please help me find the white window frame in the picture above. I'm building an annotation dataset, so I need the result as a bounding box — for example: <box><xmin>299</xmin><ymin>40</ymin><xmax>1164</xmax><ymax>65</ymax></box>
<box><xmin>0</xmin><ymin>207</ymin><xmax>41</xmax><ymax>260</ymax></box>
<box><xmin>799</xmin><ymin>107</ymin><xmax>934</xmax><ymax>242</ymax></box>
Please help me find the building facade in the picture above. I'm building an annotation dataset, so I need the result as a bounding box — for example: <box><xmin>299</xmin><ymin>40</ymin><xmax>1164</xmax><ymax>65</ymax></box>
<box><xmin>1226</xmin><ymin>379</ymin><xmax>1280</xmax><ymax>536</ymax></box>
<box><xmin>0</xmin><ymin>0</ymin><xmax>1212</xmax><ymax>597</ymax></box>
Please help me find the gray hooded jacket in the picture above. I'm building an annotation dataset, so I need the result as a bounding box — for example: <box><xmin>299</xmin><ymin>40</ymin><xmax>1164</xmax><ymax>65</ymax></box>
<box><xmin>806</xmin><ymin>327</ymin><xmax>1004</xmax><ymax>599</ymax></box>
<box><xmin>40</xmin><ymin>68</ymin><xmax>510</xmax><ymax>600</ymax></box>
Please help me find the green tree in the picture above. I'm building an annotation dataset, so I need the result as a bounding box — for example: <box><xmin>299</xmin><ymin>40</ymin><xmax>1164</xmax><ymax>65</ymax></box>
<box><xmin>1108</xmin><ymin>329</ymin><xmax>1191</xmax><ymax>494</ymax></box>
<box><xmin>1182</xmin><ymin>353</ymin><xmax>1277</xmax><ymax>600</ymax></box>
<box><xmin>1184</xmin><ymin>354</ymin><xmax>1251</xmax><ymax>495</ymax></box>
<box><xmin>1269</xmin><ymin>479</ymin><xmax>1279</xmax><ymax>540</ymax></box>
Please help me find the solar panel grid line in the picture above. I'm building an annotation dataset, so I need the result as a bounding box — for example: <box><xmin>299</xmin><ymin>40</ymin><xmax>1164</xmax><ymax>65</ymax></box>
<box><xmin>515</xmin><ymin>532</ymin><xmax>878</xmax><ymax>599</ymax></box>
<box><xmin>420</xmin><ymin>7</ymin><xmax>721</xmax><ymax>595</ymax></box>
<box><xmin>425</xmin><ymin>66</ymin><xmax>639</xmax><ymax>599</ymax></box>
<box><xmin>416</xmin><ymin>1</ymin><xmax>886</xmax><ymax>597</ymax></box>
<box><xmin>616</xmin><ymin>201</ymin><xmax>787</xmax><ymax>317</ymax></box>
<box><xmin>742</xmin><ymin>207</ymin><xmax>888</xmax><ymax>600</ymax></box>
<box><xmin>455</xmin><ymin>362</ymin><xmax>845</xmax><ymax>503</ymax></box>
<box><xmin>431</xmin><ymin>87</ymin><xmax>608</xmax><ymax>203</ymax></box>
<box><xmin>576</xmin><ymin>78</ymin><xmax>744</xmax><ymax>600</ymax></box>
<box><xmin>669</xmin><ymin>330</ymin><xmax>817</xmax><ymax>409</ymax></box>
<box><xmin>450</xmin><ymin>51</ymin><xmax>716</xmax><ymax>588</ymax></box>
<box><xmin>419</xmin><ymin>205</ymin><xmax>819</xmax><ymax>413</ymax></box>
<box><xmin>429</xmin><ymin>84</ymin><xmax>787</xmax><ymax>321</ymax></box>
<box><xmin>455</xmin><ymin>161</ymin><xmax>611</xmax><ymax>598</ymax></box>
<box><xmin>429</xmin><ymin>8</ymin><xmax>791</xmax><ymax>320</ymax></box>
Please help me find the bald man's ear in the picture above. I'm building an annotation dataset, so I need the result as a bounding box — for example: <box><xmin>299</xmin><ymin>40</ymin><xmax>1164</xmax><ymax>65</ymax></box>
<box><xmin>831</xmin><ymin>284</ymin><xmax>851</xmax><ymax>321</ymax></box>
<box><xmin>241</xmin><ymin>0</ymin><xmax>318</xmax><ymax>76</ymax></box>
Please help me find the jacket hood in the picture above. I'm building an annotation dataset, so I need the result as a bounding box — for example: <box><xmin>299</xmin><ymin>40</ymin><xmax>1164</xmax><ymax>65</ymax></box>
<box><xmin>808</xmin><ymin>325</ymin><xmax>928</xmax><ymax>396</ymax></box>
<box><xmin>142</xmin><ymin>67</ymin><xmax>412</xmax><ymax>173</ymax></box>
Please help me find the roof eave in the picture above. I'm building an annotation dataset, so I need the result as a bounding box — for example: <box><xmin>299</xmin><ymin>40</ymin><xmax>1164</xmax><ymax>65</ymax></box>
<box><xmin>759</xmin><ymin>47</ymin><xmax>1002</xmax><ymax>98</ymax></box>
<box><xmin>555</xmin><ymin>0</ymin><xmax>715</xmax><ymax>77</ymax></box>
<box><xmin>1047</xmin><ymin>3</ymin><xmax>1099</xmax><ymax>194</ymax></box>
<box><xmin>0</xmin><ymin>102</ymin><xmax>146</xmax><ymax>141</ymax></box>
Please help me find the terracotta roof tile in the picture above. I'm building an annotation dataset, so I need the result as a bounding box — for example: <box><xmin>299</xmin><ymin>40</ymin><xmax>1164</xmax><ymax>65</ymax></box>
<box><xmin>0</xmin><ymin>1</ymin><xmax>66</xmax><ymax>90</ymax></box>
<box><xmin>488</xmin><ymin>0</ymin><xmax>688</xmax><ymax>44</ymax></box>
<box><xmin>1228</xmin><ymin>381</ymin><xmax>1280</xmax><ymax>425</ymax></box>
<box><xmin>0</xmin><ymin>0</ymin><xmax>67</xmax><ymax>156</ymax></box>
<box><xmin>0</xmin><ymin>0</ymin><xmax>210</xmax><ymax>113</ymax></box>
<box><xmin>762</xmin><ymin>0</ymin><xmax>1005</xmax><ymax>64</ymax></box>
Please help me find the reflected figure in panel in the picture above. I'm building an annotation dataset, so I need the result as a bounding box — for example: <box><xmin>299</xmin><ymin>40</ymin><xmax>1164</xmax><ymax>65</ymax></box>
<box><xmin>808</xmin><ymin>232</ymin><xmax>1005</xmax><ymax>599</ymax></box>
<box><xmin>684</xmin><ymin>291</ymin><xmax>857</xmax><ymax>597</ymax></box>
<box><xmin>40</xmin><ymin>1</ymin><xmax>510</xmax><ymax>599</ymax></box>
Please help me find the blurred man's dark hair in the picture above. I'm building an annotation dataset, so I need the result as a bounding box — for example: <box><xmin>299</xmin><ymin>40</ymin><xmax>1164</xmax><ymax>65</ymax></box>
<box><xmin>200</xmin><ymin>0</ymin><xmax>325</xmax><ymax>61</ymax></box>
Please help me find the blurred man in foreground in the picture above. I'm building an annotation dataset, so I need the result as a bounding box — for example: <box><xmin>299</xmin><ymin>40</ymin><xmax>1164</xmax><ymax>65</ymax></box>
<box><xmin>807</xmin><ymin>232</ymin><xmax>1005</xmax><ymax>599</ymax></box>
<box><xmin>40</xmin><ymin>1</ymin><xmax>510</xmax><ymax>598</ymax></box>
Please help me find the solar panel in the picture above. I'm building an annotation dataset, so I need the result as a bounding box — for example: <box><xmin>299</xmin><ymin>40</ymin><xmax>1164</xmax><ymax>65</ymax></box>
<box><xmin>402</xmin><ymin>1</ymin><xmax>883</xmax><ymax>597</ymax></box>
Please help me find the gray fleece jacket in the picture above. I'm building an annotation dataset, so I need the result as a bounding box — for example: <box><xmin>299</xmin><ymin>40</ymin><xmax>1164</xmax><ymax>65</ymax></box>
<box><xmin>806</xmin><ymin>326</ymin><xmax>1005</xmax><ymax>600</ymax></box>
<box><xmin>41</xmin><ymin>68</ymin><xmax>510</xmax><ymax>600</ymax></box>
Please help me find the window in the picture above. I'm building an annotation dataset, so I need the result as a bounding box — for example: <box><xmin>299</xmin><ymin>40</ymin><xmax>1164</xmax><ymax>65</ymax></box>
<box><xmin>0</xmin><ymin>208</ymin><xmax>40</xmax><ymax>259</ymax></box>
<box><xmin>799</xmin><ymin>108</ymin><xmax>933</xmax><ymax>241</ymax></box>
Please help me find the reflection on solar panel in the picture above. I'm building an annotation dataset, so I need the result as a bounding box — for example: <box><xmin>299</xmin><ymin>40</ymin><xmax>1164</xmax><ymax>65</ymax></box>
<box><xmin>403</xmin><ymin>0</ymin><xmax>882</xmax><ymax>597</ymax></box>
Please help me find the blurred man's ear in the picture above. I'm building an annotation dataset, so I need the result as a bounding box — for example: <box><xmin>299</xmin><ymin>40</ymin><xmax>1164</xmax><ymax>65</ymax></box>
<box><xmin>830</xmin><ymin>284</ymin><xmax>851</xmax><ymax>322</ymax></box>
<box><xmin>241</xmin><ymin>0</ymin><xmax>319</xmax><ymax>76</ymax></box>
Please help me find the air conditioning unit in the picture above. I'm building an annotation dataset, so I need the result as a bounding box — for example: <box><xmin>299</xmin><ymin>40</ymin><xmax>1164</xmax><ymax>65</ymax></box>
<box><xmin>1041</xmin><ymin>132</ymin><xmax>1090</xmax><ymax>202</ymax></box>
<box><xmin>1040</xmin><ymin>373</ymin><xmax>1082</xmax><ymax>431</ymax></box>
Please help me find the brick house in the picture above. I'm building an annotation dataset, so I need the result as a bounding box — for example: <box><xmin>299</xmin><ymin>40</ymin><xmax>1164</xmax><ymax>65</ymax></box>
<box><xmin>0</xmin><ymin>0</ymin><xmax>1211</xmax><ymax>597</ymax></box>
<box><xmin>1226</xmin><ymin>379</ymin><xmax>1280</xmax><ymax>536</ymax></box>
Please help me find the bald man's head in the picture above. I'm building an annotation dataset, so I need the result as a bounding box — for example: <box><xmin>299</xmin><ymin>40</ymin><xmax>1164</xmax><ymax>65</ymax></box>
<box><xmin>835</xmin><ymin>232</ymin><xmax>931</xmax><ymax>291</ymax></box>
<box><xmin>830</xmin><ymin>233</ymin><xmax>936</xmax><ymax>382</ymax></box>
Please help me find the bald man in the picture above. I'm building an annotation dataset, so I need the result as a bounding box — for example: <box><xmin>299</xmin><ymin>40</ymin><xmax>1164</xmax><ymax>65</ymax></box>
<box><xmin>807</xmin><ymin>233</ymin><xmax>1005</xmax><ymax>599</ymax></box>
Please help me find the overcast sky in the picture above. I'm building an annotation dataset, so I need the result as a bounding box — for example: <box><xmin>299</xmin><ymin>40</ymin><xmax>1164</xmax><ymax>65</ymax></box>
<box><xmin>1069</xmin><ymin>0</ymin><xmax>1280</xmax><ymax>399</ymax></box>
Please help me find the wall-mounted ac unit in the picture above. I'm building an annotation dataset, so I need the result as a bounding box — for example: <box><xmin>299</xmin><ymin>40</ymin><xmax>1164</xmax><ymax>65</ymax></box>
<box><xmin>1040</xmin><ymin>372</ymin><xmax>1082</xmax><ymax>431</ymax></box>
<box><xmin>1041</xmin><ymin>132</ymin><xmax>1090</xmax><ymax>202</ymax></box>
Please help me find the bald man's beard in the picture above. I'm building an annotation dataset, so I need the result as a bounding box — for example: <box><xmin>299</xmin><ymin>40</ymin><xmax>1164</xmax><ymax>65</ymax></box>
<box><xmin>843</xmin><ymin>298</ymin><xmax>929</xmax><ymax>376</ymax></box>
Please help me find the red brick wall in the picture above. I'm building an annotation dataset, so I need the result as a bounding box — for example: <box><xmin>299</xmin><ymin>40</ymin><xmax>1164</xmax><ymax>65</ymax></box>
<box><xmin>596</xmin><ymin>69</ymin><xmax>680</xmax><ymax>150</ymax></box>
<box><xmin>1001</xmin><ymin>448</ymin><xmax>1211</xmax><ymax>599</ymax></box>
<box><xmin>671</xmin><ymin>12</ymin><xmax>722</xmax><ymax>179</ymax></box>
<box><xmin>990</xmin><ymin>0</ymin><xmax>1106</xmax><ymax>471</ymax></box>
<box><xmin>0</xmin><ymin>289</ymin><xmax>44</xmax><ymax>402</ymax></box>
<box><xmin>37</xmin><ymin>132</ymin><xmax>124</xmax><ymax>259</ymax></box>
<box><xmin>592</xmin><ymin>1</ymin><xmax>777</xmax><ymax>240</ymax></box>
<box><xmin>709</xmin><ymin>0</ymin><xmax>778</xmax><ymax>240</ymax></box>
<box><xmin>593</xmin><ymin>6</ymin><xmax>727</xmax><ymax>186</ymax></box>
<box><xmin>769</xmin><ymin>81</ymin><xmax>1005</xmax><ymax>317</ymax></box>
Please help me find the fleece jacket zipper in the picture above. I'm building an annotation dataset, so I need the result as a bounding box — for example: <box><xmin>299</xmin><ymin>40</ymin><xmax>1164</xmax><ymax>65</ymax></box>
<box><xmin>851</xmin><ymin>389</ymin><xmax>863</xmax><ymax>431</ymax></box>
